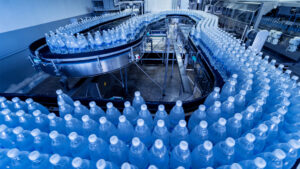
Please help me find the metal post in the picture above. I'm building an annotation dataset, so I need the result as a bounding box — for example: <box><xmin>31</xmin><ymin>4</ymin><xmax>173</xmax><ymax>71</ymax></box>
<box><xmin>162</xmin><ymin>38</ymin><xmax>170</xmax><ymax>96</ymax></box>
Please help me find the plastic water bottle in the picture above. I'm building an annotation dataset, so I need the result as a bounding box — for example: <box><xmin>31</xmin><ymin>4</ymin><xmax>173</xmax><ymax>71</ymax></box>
<box><xmin>71</xmin><ymin>157</ymin><xmax>90</xmax><ymax>169</ymax></box>
<box><xmin>30</xmin><ymin>129</ymin><xmax>51</xmax><ymax>153</ymax></box>
<box><xmin>6</xmin><ymin>148</ymin><xmax>30</xmax><ymax>169</ymax></box>
<box><xmin>154</xmin><ymin>105</ymin><xmax>170</xmax><ymax>130</ymax></box>
<box><xmin>252</xmin><ymin>99</ymin><xmax>264</xmax><ymax>125</ymax></box>
<box><xmin>96</xmin><ymin>159</ymin><xmax>118</xmax><ymax>169</ymax></box>
<box><xmin>132</xmin><ymin>91</ymin><xmax>145</xmax><ymax>113</ymax></box>
<box><xmin>12</xmin><ymin>126</ymin><xmax>34</xmax><ymax>151</ymax></box>
<box><xmin>170</xmin><ymin>141</ymin><xmax>192</xmax><ymax>169</ymax></box>
<box><xmin>47</xmin><ymin>113</ymin><xmax>65</xmax><ymax>133</ymax></box>
<box><xmin>241</xmin><ymin>106</ymin><xmax>255</xmax><ymax>132</ymax></box>
<box><xmin>134</xmin><ymin>119</ymin><xmax>152</xmax><ymax>148</ymax></box>
<box><xmin>206</xmin><ymin>101</ymin><xmax>221</xmax><ymax>125</ymax></box>
<box><xmin>189</xmin><ymin>120</ymin><xmax>209</xmax><ymax>150</ymax></box>
<box><xmin>0</xmin><ymin>97</ymin><xmax>13</xmax><ymax>110</ymax></box>
<box><xmin>209</xmin><ymin>118</ymin><xmax>227</xmax><ymax>144</ymax></box>
<box><xmin>49</xmin><ymin>154</ymin><xmax>71</xmax><ymax>168</ymax></box>
<box><xmin>138</xmin><ymin>104</ymin><xmax>153</xmax><ymax>130</ymax></box>
<box><xmin>217</xmin><ymin>163</ymin><xmax>242</xmax><ymax>169</ymax></box>
<box><xmin>256</xmin><ymin>149</ymin><xmax>286</xmax><ymax>169</ymax></box>
<box><xmin>204</xmin><ymin>87</ymin><xmax>220</xmax><ymax>108</ymax></box>
<box><xmin>235</xmin><ymin>133</ymin><xmax>256</xmax><ymax>161</ymax></box>
<box><xmin>26</xmin><ymin>98</ymin><xmax>50</xmax><ymax>115</ymax></box>
<box><xmin>169</xmin><ymin>101</ymin><xmax>185</xmax><ymax>129</ymax></box>
<box><xmin>88</xmin><ymin>134</ymin><xmax>108</xmax><ymax>161</ymax></box>
<box><xmin>251</xmin><ymin>124</ymin><xmax>269</xmax><ymax>154</ymax></box>
<box><xmin>118</xmin><ymin>115</ymin><xmax>134</xmax><ymax>144</ymax></box>
<box><xmin>89</xmin><ymin>101</ymin><xmax>105</xmax><ymax>121</ymax></box>
<box><xmin>234</xmin><ymin>90</ymin><xmax>246</xmax><ymax>113</ymax></box>
<box><xmin>68</xmin><ymin>132</ymin><xmax>89</xmax><ymax>158</ymax></box>
<box><xmin>73</xmin><ymin>101</ymin><xmax>89</xmax><ymax>119</ymax></box>
<box><xmin>81</xmin><ymin>115</ymin><xmax>98</xmax><ymax>136</ymax></box>
<box><xmin>16</xmin><ymin>110</ymin><xmax>34</xmax><ymax>130</ymax></box>
<box><xmin>11</xmin><ymin>97</ymin><xmax>27</xmax><ymax>112</ymax></box>
<box><xmin>129</xmin><ymin>137</ymin><xmax>149</xmax><ymax>169</ymax></box>
<box><xmin>1</xmin><ymin>109</ymin><xmax>17</xmax><ymax>128</ymax></box>
<box><xmin>188</xmin><ymin>105</ymin><xmax>206</xmax><ymax>130</ymax></box>
<box><xmin>152</xmin><ymin>120</ymin><xmax>170</xmax><ymax>148</ymax></box>
<box><xmin>64</xmin><ymin>114</ymin><xmax>82</xmax><ymax>134</ymax></box>
<box><xmin>221</xmin><ymin>96</ymin><xmax>235</xmax><ymax>119</ymax></box>
<box><xmin>220</xmin><ymin>80</ymin><xmax>237</xmax><ymax>101</ymax></box>
<box><xmin>106</xmin><ymin>102</ymin><xmax>121</xmax><ymax>126</ymax></box>
<box><xmin>149</xmin><ymin>139</ymin><xmax>169</xmax><ymax>168</ymax></box>
<box><xmin>191</xmin><ymin>140</ymin><xmax>214</xmax><ymax>168</ymax></box>
<box><xmin>0</xmin><ymin>125</ymin><xmax>14</xmax><ymax>148</ymax></box>
<box><xmin>58</xmin><ymin>101</ymin><xmax>74</xmax><ymax>118</ymax></box>
<box><xmin>170</xmin><ymin>120</ymin><xmax>189</xmax><ymax>149</ymax></box>
<box><xmin>264</xmin><ymin>116</ymin><xmax>280</xmax><ymax>144</ymax></box>
<box><xmin>121</xmin><ymin>162</ymin><xmax>139</xmax><ymax>169</ymax></box>
<box><xmin>214</xmin><ymin>137</ymin><xmax>236</xmax><ymax>166</ymax></box>
<box><xmin>226</xmin><ymin>113</ymin><xmax>243</xmax><ymax>139</ymax></box>
<box><xmin>108</xmin><ymin>136</ymin><xmax>128</xmax><ymax>166</ymax></box>
<box><xmin>28</xmin><ymin>151</ymin><xmax>50</xmax><ymax>168</ymax></box>
<box><xmin>98</xmin><ymin>117</ymin><xmax>117</xmax><ymax>142</ymax></box>
<box><xmin>123</xmin><ymin>101</ymin><xmax>138</xmax><ymax>126</ymax></box>
<box><xmin>56</xmin><ymin>89</ymin><xmax>74</xmax><ymax>106</ymax></box>
<box><xmin>239</xmin><ymin>157</ymin><xmax>267</xmax><ymax>169</ymax></box>
<box><xmin>49</xmin><ymin>130</ymin><xmax>70</xmax><ymax>156</ymax></box>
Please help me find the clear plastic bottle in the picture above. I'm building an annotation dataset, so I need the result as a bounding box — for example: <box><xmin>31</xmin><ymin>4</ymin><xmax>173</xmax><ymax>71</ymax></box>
<box><xmin>64</xmin><ymin>114</ymin><xmax>82</xmax><ymax>135</ymax></box>
<box><xmin>170</xmin><ymin>120</ymin><xmax>189</xmax><ymax>149</ymax></box>
<box><xmin>28</xmin><ymin>151</ymin><xmax>50</xmax><ymax>169</ymax></box>
<box><xmin>96</xmin><ymin>159</ymin><xmax>118</xmax><ymax>169</ymax></box>
<box><xmin>16</xmin><ymin>110</ymin><xmax>34</xmax><ymax>130</ymax></box>
<box><xmin>123</xmin><ymin>101</ymin><xmax>138</xmax><ymax>126</ymax></box>
<box><xmin>68</xmin><ymin>132</ymin><xmax>89</xmax><ymax>158</ymax></box>
<box><xmin>88</xmin><ymin>134</ymin><xmax>108</xmax><ymax>161</ymax></box>
<box><xmin>214</xmin><ymin>137</ymin><xmax>236</xmax><ymax>166</ymax></box>
<box><xmin>117</xmin><ymin>115</ymin><xmax>134</xmax><ymax>144</ymax></box>
<box><xmin>239</xmin><ymin>157</ymin><xmax>267</xmax><ymax>169</ymax></box>
<box><xmin>256</xmin><ymin>149</ymin><xmax>286</xmax><ymax>169</ymax></box>
<box><xmin>89</xmin><ymin>101</ymin><xmax>105</xmax><ymax>121</ymax></box>
<box><xmin>220</xmin><ymin>80</ymin><xmax>237</xmax><ymax>101</ymax></box>
<box><xmin>71</xmin><ymin>157</ymin><xmax>90</xmax><ymax>169</ymax></box>
<box><xmin>189</xmin><ymin>120</ymin><xmax>209</xmax><ymax>150</ymax></box>
<box><xmin>138</xmin><ymin>104</ymin><xmax>154</xmax><ymax>130</ymax></box>
<box><xmin>149</xmin><ymin>139</ymin><xmax>169</xmax><ymax>169</ymax></box>
<box><xmin>226</xmin><ymin>113</ymin><xmax>243</xmax><ymax>139</ymax></box>
<box><xmin>0</xmin><ymin>97</ymin><xmax>13</xmax><ymax>111</ymax></box>
<box><xmin>188</xmin><ymin>105</ymin><xmax>206</xmax><ymax>130</ymax></box>
<box><xmin>49</xmin><ymin>154</ymin><xmax>71</xmax><ymax>168</ymax></box>
<box><xmin>169</xmin><ymin>100</ymin><xmax>185</xmax><ymax>129</ymax></box>
<box><xmin>98</xmin><ymin>117</ymin><xmax>117</xmax><ymax>142</ymax></box>
<box><xmin>106</xmin><ymin>102</ymin><xmax>121</xmax><ymax>126</ymax></box>
<box><xmin>1</xmin><ymin>109</ymin><xmax>17</xmax><ymax>128</ymax></box>
<box><xmin>30</xmin><ymin>128</ymin><xmax>51</xmax><ymax>153</ymax></box>
<box><xmin>129</xmin><ymin>137</ymin><xmax>149</xmax><ymax>169</ymax></box>
<box><xmin>108</xmin><ymin>136</ymin><xmax>128</xmax><ymax>166</ymax></box>
<box><xmin>6</xmin><ymin>148</ymin><xmax>30</xmax><ymax>169</ymax></box>
<box><xmin>58</xmin><ymin>101</ymin><xmax>74</xmax><ymax>118</ymax></box>
<box><xmin>235</xmin><ymin>133</ymin><xmax>256</xmax><ymax>161</ymax></box>
<box><xmin>154</xmin><ymin>105</ymin><xmax>170</xmax><ymax>130</ymax></box>
<box><xmin>251</xmin><ymin>124</ymin><xmax>269</xmax><ymax>154</ymax></box>
<box><xmin>209</xmin><ymin>118</ymin><xmax>227</xmax><ymax>144</ymax></box>
<box><xmin>49</xmin><ymin>130</ymin><xmax>70</xmax><ymax>156</ymax></box>
<box><xmin>206</xmin><ymin>101</ymin><xmax>222</xmax><ymax>125</ymax></box>
<box><xmin>241</xmin><ymin>106</ymin><xmax>255</xmax><ymax>132</ymax></box>
<box><xmin>221</xmin><ymin>96</ymin><xmax>235</xmax><ymax>119</ymax></box>
<box><xmin>26</xmin><ymin>98</ymin><xmax>50</xmax><ymax>115</ymax></box>
<box><xmin>204</xmin><ymin>87</ymin><xmax>220</xmax><ymax>108</ymax></box>
<box><xmin>152</xmin><ymin>120</ymin><xmax>170</xmax><ymax>148</ymax></box>
<box><xmin>73</xmin><ymin>101</ymin><xmax>89</xmax><ymax>119</ymax></box>
<box><xmin>81</xmin><ymin>115</ymin><xmax>98</xmax><ymax>136</ymax></box>
<box><xmin>12</xmin><ymin>126</ymin><xmax>34</xmax><ymax>151</ymax></box>
<box><xmin>134</xmin><ymin>119</ymin><xmax>152</xmax><ymax>148</ymax></box>
<box><xmin>170</xmin><ymin>141</ymin><xmax>192</xmax><ymax>169</ymax></box>
<box><xmin>32</xmin><ymin>110</ymin><xmax>49</xmax><ymax>132</ymax></box>
<box><xmin>191</xmin><ymin>140</ymin><xmax>214</xmax><ymax>169</ymax></box>
<box><xmin>132</xmin><ymin>91</ymin><xmax>145</xmax><ymax>113</ymax></box>
<box><xmin>11</xmin><ymin>97</ymin><xmax>27</xmax><ymax>112</ymax></box>
<box><xmin>47</xmin><ymin>113</ymin><xmax>65</xmax><ymax>134</ymax></box>
<box><xmin>234</xmin><ymin>90</ymin><xmax>247</xmax><ymax>113</ymax></box>
<box><xmin>56</xmin><ymin>89</ymin><xmax>74</xmax><ymax>106</ymax></box>
<box><xmin>121</xmin><ymin>162</ymin><xmax>139</xmax><ymax>169</ymax></box>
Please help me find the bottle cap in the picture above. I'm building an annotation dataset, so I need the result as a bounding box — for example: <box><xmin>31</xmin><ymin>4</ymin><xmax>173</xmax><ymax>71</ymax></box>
<box><xmin>12</xmin><ymin>97</ymin><xmax>20</xmax><ymax>103</ymax></box>
<box><xmin>254</xmin><ymin>157</ymin><xmax>266</xmax><ymax>168</ymax></box>
<box><xmin>68</xmin><ymin>132</ymin><xmax>78</xmax><ymax>141</ymax></box>
<box><xmin>285</xmin><ymin>69</ymin><xmax>291</xmax><ymax>74</ymax></box>
<box><xmin>288</xmin><ymin>139</ymin><xmax>300</xmax><ymax>149</ymax></box>
<box><xmin>247</xmin><ymin>106</ymin><xmax>255</xmax><ymax>113</ymax></box>
<box><xmin>96</xmin><ymin>159</ymin><xmax>106</xmax><ymax>169</ymax></box>
<box><xmin>99</xmin><ymin>117</ymin><xmax>107</xmax><ymax>124</ymax></box>
<box><xmin>157</xmin><ymin>120</ymin><xmax>165</xmax><ymax>127</ymax></box>
<box><xmin>158</xmin><ymin>105</ymin><xmax>165</xmax><ymax>111</ymax></box>
<box><xmin>121</xmin><ymin>162</ymin><xmax>131</xmax><ymax>169</ymax></box>
<box><xmin>57</xmin><ymin>101</ymin><xmax>64</xmax><ymax>106</ymax></box>
<box><xmin>49</xmin><ymin>131</ymin><xmax>59</xmax><ymax>139</ymax></box>
<box><xmin>179</xmin><ymin>120</ymin><xmax>187</xmax><ymax>128</ymax></box>
<box><xmin>148</xmin><ymin>165</ymin><xmax>158</xmax><ymax>169</ymax></box>
<box><xmin>134</xmin><ymin>91</ymin><xmax>141</xmax><ymax>97</ymax></box>
<box><xmin>56</xmin><ymin>89</ymin><xmax>63</xmax><ymax>95</ymax></box>
<box><xmin>33</xmin><ymin>110</ymin><xmax>42</xmax><ymax>117</ymax></box>
<box><xmin>277</xmin><ymin>108</ymin><xmax>287</xmax><ymax>115</ymax></box>
<box><xmin>234</xmin><ymin>113</ymin><xmax>242</xmax><ymax>120</ymax></box>
<box><xmin>88</xmin><ymin>134</ymin><xmax>97</xmax><ymax>143</ymax></box>
<box><xmin>106</xmin><ymin>102</ymin><xmax>113</xmax><ymax>109</ymax></box>
<box><xmin>119</xmin><ymin>115</ymin><xmax>126</xmax><ymax>123</ymax></box>
<box><xmin>82</xmin><ymin>115</ymin><xmax>90</xmax><ymax>122</ymax></box>
<box><xmin>74</xmin><ymin>101</ymin><xmax>81</xmax><ymax>107</ymax></box>
<box><xmin>198</xmin><ymin>105</ymin><xmax>206</xmax><ymax>111</ymax></box>
<box><xmin>230</xmin><ymin>163</ymin><xmax>242</xmax><ymax>169</ymax></box>
<box><xmin>7</xmin><ymin>148</ymin><xmax>20</xmax><ymax>158</ymax></box>
<box><xmin>89</xmin><ymin>101</ymin><xmax>96</xmax><ymax>108</ymax></box>
<box><xmin>232</xmin><ymin>74</ymin><xmax>238</xmax><ymax>79</ymax></box>
<box><xmin>0</xmin><ymin>124</ymin><xmax>7</xmax><ymax>132</ymax></box>
<box><xmin>47</xmin><ymin>113</ymin><xmax>56</xmax><ymax>120</ymax></box>
<box><xmin>257</xmin><ymin>99</ymin><xmax>264</xmax><ymax>106</ymax></box>
<box><xmin>176</xmin><ymin>167</ymin><xmax>185</xmax><ymax>169</ymax></box>
<box><xmin>214</xmin><ymin>87</ymin><xmax>220</xmax><ymax>93</ymax></box>
<box><xmin>110</xmin><ymin>136</ymin><xmax>118</xmax><ymax>145</ymax></box>
<box><xmin>124</xmin><ymin>101</ymin><xmax>131</xmax><ymax>108</ymax></box>
<box><xmin>214</xmin><ymin>101</ymin><xmax>221</xmax><ymax>108</ymax></box>
<box><xmin>0</xmin><ymin>97</ymin><xmax>6</xmax><ymax>102</ymax></box>
<box><xmin>179</xmin><ymin>141</ymin><xmax>189</xmax><ymax>150</ymax></box>
<box><xmin>31</xmin><ymin>128</ymin><xmax>41</xmax><ymax>137</ymax></box>
<box><xmin>72</xmin><ymin>157</ymin><xmax>83</xmax><ymax>168</ymax></box>
<box><xmin>203</xmin><ymin>140</ymin><xmax>213</xmax><ymax>151</ymax></box>
<box><xmin>218</xmin><ymin>118</ymin><xmax>227</xmax><ymax>126</ymax></box>
<box><xmin>226</xmin><ymin>137</ymin><xmax>235</xmax><ymax>147</ymax></box>
<box><xmin>141</xmin><ymin>104</ymin><xmax>147</xmax><ymax>111</ymax></box>
<box><xmin>176</xmin><ymin>100</ymin><xmax>182</xmax><ymax>107</ymax></box>
<box><xmin>200</xmin><ymin>120</ymin><xmax>208</xmax><ymax>128</ymax></box>
<box><xmin>50</xmin><ymin>154</ymin><xmax>61</xmax><ymax>165</ymax></box>
<box><xmin>13</xmin><ymin>126</ymin><xmax>23</xmax><ymax>135</ymax></box>
<box><xmin>154</xmin><ymin>139</ymin><xmax>163</xmax><ymax>149</ymax></box>
<box><xmin>29</xmin><ymin>151</ymin><xmax>40</xmax><ymax>161</ymax></box>
<box><xmin>64</xmin><ymin>114</ymin><xmax>72</xmax><ymax>121</ymax></box>
<box><xmin>132</xmin><ymin>137</ymin><xmax>140</xmax><ymax>147</ymax></box>
<box><xmin>273</xmin><ymin>149</ymin><xmax>286</xmax><ymax>160</ymax></box>
<box><xmin>16</xmin><ymin>110</ymin><xmax>25</xmax><ymax>117</ymax></box>
<box><xmin>228</xmin><ymin>96</ymin><xmax>235</xmax><ymax>102</ymax></box>
<box><xmin>230</xmin><ymin>80</ymin><xmax>237</xmax><ymax>85</ymax></box>
<box><xmin>25</xmin><ymin>98</ymin><xmax>34</xmax><ymax>104</ymax></box>
<box><xmin>137</xmin><ymin>119</ymin><xmax>144</xmax><ymax>126</ymax></box>
<box><xmin>245</xmin><ymin>133</ymin><xmax>256</xmax><ymax>142</ymax></box>
<box><xmin>271</xmin><ymin>116</ymin><xmax>280</xmax><ymax>124</ymax></box>
<box><xmin>1</xmin><ymin>109</ymin><xmax>10</xmax><ymax>115</ymax></box>
<box><xmin>258</xmin><ymin>124</ymin><xmax>268</xmax><ymax>132</ymax></box>
<box><xmin>292</xmin><ymin>75</ymin><xmax>299</xmax><ymax>81</ymax></box>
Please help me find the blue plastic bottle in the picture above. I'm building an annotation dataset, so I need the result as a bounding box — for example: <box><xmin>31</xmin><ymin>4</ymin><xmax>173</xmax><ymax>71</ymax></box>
<box><xmin>169</xmin><ymin>100</ymin><xmax>185</xmax><ymax>129</ymax></box>
<box><xmin>118</xmin><ymin>115</ymin><xmax>134</xmax><ymax>144</ymax></box>
<box><xmin>81</xmin><ymin>115</ymin><xmax>98</xmax><ymax>136</ymax></box>
<box><xmin>16</xmin><ymin>110</ymin><xmax>34</xmax><ymax>130</ymax></box>
<box><xmin>6</xmin><ymin>148</ymin><xmax>30</xmax><ymax>169</ymax></box>
<box><xmin>239</xmin><ymin>157</ymin><xmax>267</xmax><ymax>169</ymax></box>
<box><xmin>221</xmin><ymin>96</ymin><xmax>235</xmax><ymax>119</ymax></box>
<box><xmin>1</xmin><ymin>109</ymin><xmax>18</xmax><ymax>128</ymax></box>
<box><xmin>64</xmin><ymin>114</ymin><xmax>82</xmax><ymax>135</ymax></box>
<box><xmin>204</xmin><ymin>87</ymin><xmax>220</xmax><ymax>108</ymax></box>
<box><xmin>217</xmin><ymin>163</ymin><xmax>242</xmax><ymax>169</ymax></box>
<box><xmin>235</xmin><ymin>133</ymin><xmax>256</xmax><ymax>161</ymax></box>
<box><xmin>191</xmin><ymin>140</ymin><xmax>214</xmax><ymax>169</ymax></box>
<box><xmin>0</xmin><ymin>97</ymin><xmax>13</xmax><ymax>111</ymax></box>
<box><xmin>108</xmin><ymin>136</ymin><xmax>128</xmax><ymax>166</ymax></box>
<box><xmin>241</xmin><ymin>106</ymin><xmax>255</xmax><ymax>132</ymax></box>
<box><xmin>214</xmin><ymin>137</ymin><xmax>236</xmax><ymax>166</ymax></box>
<box><xmin>49</xmin><ymin>154</ymin><xmax>71</xmax><ymax>168</ymax></box>
<box><xmin>26</xmin><ymin>98</ymin><xmax>50</xmax><ymax>115</ymax></box>
<box><xmin>30</xmin><ymin>129</ymin><xmax>51</xmax><ymax>153</ymax></box>
<box><xmin>47</xmin><ymin>113</ymin><xmax>65</xmax><ymax>133</ymax></box>
<box><xmin>252</xmin><ymin>99</ymin><xmax>264</xmax><ymax>125</ymax></box>
<box><xmin>220</xmin><ymin>80</ymin><xmax>236</xmax><ymax>101</ymax></box>
<box><xmin>148</xmin><ymin>165</ymin><xmax>158</xmax><ymax>169</ymax></box>
<box><xmin>154</xmin><ymin>105</ymin><xmax>170</xmax><ymax>130</ymax></box>
<box><xmin>256</xmin><ymin>149</ymin><xmax>286</xmax><ymax>169</ymax></box>
<box><xmin>138</xmin><ymin>104</ymin><xmax>154</xmax><ymax>130</ymax></box>
<box><xmin>189</xmin><ymin>120</ymin><xmax>209</xmax><ymax>150</ymax></box>
<box><xmin>96</xmin><ymin>159</ymin><xmax>118</xmax><ymax>169</ymax></box>
<box><xmin>251</xmin><ymin>124</ymin><xmax>269</xmax><ymax>154</ymax></box>
<box><xmin>134</xmin><ymin>119</ymin><xmax>152</xmax><ymax>148</ymax></box>
<box><xmin>206</xmin><ymin>101</ymin><xmax>221</xmax><ymax>125</ymax></box>
<box><xmin>264</xmin><ymin>116</ymin><xmax>280</xmax><ymax>144</ymax></box>
<box><xmin>88</xmin><ymin>134</ymin><xmax>108</xmax><ymax>161</ymax></box>
<box><xmin>32</xmin><ymin>110</ymin><xmax>49</xmax><ymax>132</ymax></box>
<box><xmin>58</xmin><ymin>101</ymin><xmax>74</xmax><ymax>118</ymax></box>
<box><xmin>68</xmin><ymin>132</ymin><xmax>89</xmax><ymax>158</ymax></box>
<box><xmin>49</xmin><ymin>130</ymin><xmax>70</xmax><ymax>156</ymax></box>
<box><xmin>226</xmin><ymin>113</ymin><xmax>243</xmax><ymax>139</ymax></box>
<box><xmin>56</xmin><ymin>89</ymin><xmax>74</xmax><ymax>106</ymax></box>
<box><xmin>209</xmin><ymin>118</ymin><xmax>227</xmax><ymax>144</ymax></box>
<box><xmin>89</xmin><ymin>101</ymin><xmax>105</xmax><ymax>121</ymax></box>
<box><xmin>12</xmin><ymin>97</ymin><xmax>27</xmax><ymax>112</ymax></box>
<box><xmin>28</xmin><ymin>151</ymin><xmax>50</xmax><ymax>169</ymax></box>
<box><xmin>98</xmin><ymin>117</ymin><xmax>117</xmax><ymax>142</ymax></box>
<box><xmin>73</xmin><ymin>101</ymin><xmax>89</xmax><ymax>119</ymax></box>
<box><xmin>121</xmin><ymin>162</ymin><xmax>139</xmax><ymax>169</ymax></box>
<box><xmin>129</xmin><ymin>137</ymin><xmax>149</xmax><ymax>169</ymax></box>
<box><xmin>188</xmin><ymin>105</ymin><xmax>206</xmax><ymax>130</ymax></box>
<box><xmin>152</xmin><ymin>120</ymin><xmax>170</xmax><ymax>148</ymax></box>
<box><xmin>0</xmin><ymin>149</ymin><xmax>9</xmax><ymax>168</ymax></box>
<box><xmin>132</xmin><ymin>91</ymin><xmax>145</xmax><ymax>113</ymax></box>
<box><xmin>234</xmin><ymin>90</ymin><xmax>246</xmax><ymax>113</ymax></box>
<box><xmin>71</xmin><ymin>157</ymin><xmax>90</xmax><ymax>169</ymax></box>
<box><xmin>170</xmin><ymin>141</ymin><xmax>192</xmax><ymax>169</ymax></box>
<box><xmin>123</xmin><ymin>101</ymin><xmax>138</xmax><ymax>126</ymax></box>
<box><xmin>12</xmin><ymin>126</ymin><xmax>34</xmax><ymax>151</ymax></box>
<box><xmin>106</xmin><ymin>102</ymin><xmax>121</xmax><ymax>126</ymax></box>
<box><xmin>149</xmin><ymin>139</ymin><xmax>169</xmax><ymax>168</ymax></box>
<box><xmin>170</xmin><ymin>120</ymin><xmax>189</xmax><ymax>149</ymax></box>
